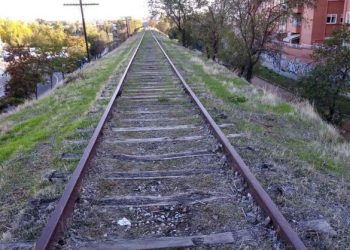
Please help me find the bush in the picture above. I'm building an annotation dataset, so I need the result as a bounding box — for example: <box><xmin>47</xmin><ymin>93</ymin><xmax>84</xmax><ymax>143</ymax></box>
<box><xmin>0</xmin><ymin>97</ymin><xmax>23</xmax><ymax>112</ymax></box>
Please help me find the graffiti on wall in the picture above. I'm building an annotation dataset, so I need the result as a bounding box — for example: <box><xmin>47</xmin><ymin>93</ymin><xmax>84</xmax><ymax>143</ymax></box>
<box><xmin>261</xmin><ymin>53</ymin><xmax>313</xmax><ymax>80</ymax></box>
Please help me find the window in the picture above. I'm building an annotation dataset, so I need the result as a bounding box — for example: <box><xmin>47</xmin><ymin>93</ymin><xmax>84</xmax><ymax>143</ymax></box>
<box><xmin>292</xmin><ymin>14</ymin><xmax>302</xmax><ymax>27</ymax></box>
<box><xmin>346</xmin><ymin>12</ymin><xmax>350</xmax><ymax>24</ymax></box>
<box><xmin>326</xmin><ymin>14</ymin><xmax>337</xmax><ymax>24</ymax></box>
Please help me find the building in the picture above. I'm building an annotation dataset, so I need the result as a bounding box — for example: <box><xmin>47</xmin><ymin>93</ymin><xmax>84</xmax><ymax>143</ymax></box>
<box><xmin>345</xmin><ymin>0</ymin><xmax>350</xmax><ymax>23</ymax></box>
<box><xmin>283</xmin><ymin>0</ymin><xmax>350</xmax><ymax>47</ymax></box>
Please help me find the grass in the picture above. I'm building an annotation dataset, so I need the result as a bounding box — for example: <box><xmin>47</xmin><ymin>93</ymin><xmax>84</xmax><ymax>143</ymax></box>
<box><xmin>0</xmin><ymin>33</ymin><xmax>141</xmax><ymax>240</ymax></box>
<box><xmin>0</xmin><ymin>42</ymin><xmax>134</xmax><ymax>163</ymax></box>
<box><xmin>253</xmin><ymin>63</ymin><xmax>298</xmax><ymax>92</ymax></box>
<box><xmin>157</xmin><ymin>96</ymin><xmax>170</xmax><ymax>102</ymax></box>
<box><xmin>189</xmin><ymin>63</ymin><xmax>247</xmax><ymax>105</ymax></box>
<box><xmin>254</xmin><ymin>63</ymin><xmax>350</xmax><ymax>119</ymax></box>
<box><xmin>156</xmin><ymin>33</ymin><xmax>350</xmax><ymax>248</ymax></box>
<box><xmin>158</xmin><ymin>33</ymin><xmax>349</xmax><ymax>173</ymax></box>
<box><xmin>256</xmin><ymin>102</ymin><xmax>293</xmax><ymax>114</ymax></box>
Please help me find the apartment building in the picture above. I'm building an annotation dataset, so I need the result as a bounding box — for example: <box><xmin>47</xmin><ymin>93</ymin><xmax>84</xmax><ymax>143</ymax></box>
<box><xmin>283</xmin><ymin>0</ymin><xmax>350</xmax><ymax>46</ymax></box>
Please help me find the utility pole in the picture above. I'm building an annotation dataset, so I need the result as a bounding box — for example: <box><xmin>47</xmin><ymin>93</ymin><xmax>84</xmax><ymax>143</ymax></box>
<box><xmin>124</xmin><ymin>17</ymin><xmax>130</xmax><ymax>38</ymax></box>
<box><xmin>64</xmin><ymin>0</ymin><xmax>99</xmax><ymax>62</ymax></box>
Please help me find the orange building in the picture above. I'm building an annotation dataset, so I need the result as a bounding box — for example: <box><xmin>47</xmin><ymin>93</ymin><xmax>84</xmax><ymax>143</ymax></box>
<box><xmin>283</xmin><ymin>0</ymin><xmax>350</xmax><ymax>46</ymax></box>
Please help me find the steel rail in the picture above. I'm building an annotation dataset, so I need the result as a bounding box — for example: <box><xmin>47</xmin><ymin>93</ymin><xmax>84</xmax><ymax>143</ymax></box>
<box><xmin>152</xmin><ymin>32</ymin><xmax>306</xmax><ymax>250</ymax></box>
<box><xmin>35</xmin><ymin>32</ymin><xmax>145</xmax><ymax>250</ymax></box>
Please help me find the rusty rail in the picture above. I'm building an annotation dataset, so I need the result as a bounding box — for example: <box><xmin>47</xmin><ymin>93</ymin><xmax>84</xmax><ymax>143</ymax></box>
<box><xmin>35</xmin><ymin>32</ymin><xmax>145</xmax><ymax>250</ymax></box>
<box><xmin>152</xmin><ymin>32</ymin><xmax>306</xmax><ymax>250</ymax></box>
<box><xmin>35</xmin><ymin>30</ymin><xmax>306</xmax><ymax>249</ymax></box>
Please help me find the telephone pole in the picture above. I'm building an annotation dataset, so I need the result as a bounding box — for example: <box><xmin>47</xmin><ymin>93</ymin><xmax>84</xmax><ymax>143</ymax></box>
<box><xmin>124</xmin><ymin>16</ymin><xmax>131</xmax><ymax>38</ymax></box>
<box><xmin>64</xmin><ymin>0</ymin><xmax>99</xmax><ymax>62</ymax></box>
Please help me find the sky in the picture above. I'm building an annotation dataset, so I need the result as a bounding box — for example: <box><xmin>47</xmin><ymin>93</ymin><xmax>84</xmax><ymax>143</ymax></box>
<box><xmin>0</xmin><ymin>0</ymin><xmax>150</xmax><ymax>21</ymax></box>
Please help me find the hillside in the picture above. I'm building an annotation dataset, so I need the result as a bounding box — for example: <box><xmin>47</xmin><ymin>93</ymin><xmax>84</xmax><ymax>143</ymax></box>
<box><xmin>155</xmin><ymin>32</ymin><xmax>350</xmax><ymax>249</ymax></box>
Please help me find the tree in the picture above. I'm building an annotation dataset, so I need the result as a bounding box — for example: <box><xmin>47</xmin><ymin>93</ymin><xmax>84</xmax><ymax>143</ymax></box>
<box><xmin>149</xmin><ymin>0</ymin><xmax>206</xmax><ymax>47</ymax></box>
<box><xmin>65</xmin><ymin>21</ymin><xmax>81</xmax><ymax>35</ymax></box>
<box><xmin>0</xmin><ymin>19</ymin><xmax>32</xmax><ymax>47</ymax></box>
<box><xmin>225</xmin><ymin>0</ymin><xmax>314</xmax><ymax>81</ymax></box>
<box><xmin>300</xmin><ymin>27</ymin><xmax>350</xmax><ymax>123</ymax></box>
<box><xmin>114</xmin><ymin>19</ymin><xmax>126</xmax><ymax>31</ymax></box>
<box><xmin>196</xmin><ymin>0</ymin><xmax>230</xmax><ymax>60</ymax></box>
<box><xmin>90</xmin><ymin>39</ymin><xmax>106</xmax><ymax>59</ymax></box>
<box><xmin>149</xmin><ymin>18</ymin><xmax>157</xmax><ymax>28</ymax></box>
<box><xmin>30</xmin><ymin>22</ymin><xmax>66</xmax><ymax>86</ymax></box>
<box><xmin>5</xmin><ymin>47</ymin><xmax>44</xmax><ymax>99</ymax></box>
<box><xmin>156</xmin><ymin>15</ymin><xmax>171</xmax><ymax>34</ymax></box>
<box><xmin>101</xmin><ymin>21</ymin><xmax>113</xmax><ymax>39</ymax></box>
<box><xmin>63</xmin><ymin>36</ymin><xmax>86</xmax><ymax>74</ymax></box>
<box><xmin>85</xmin><ymin>24</ymin><xmax>111</xmax><ymax>58</ymax></box>
<box><xmin>129</xmin><ymin>19</ymin><xmax>143</xmax><ymax>34</ymax></box>
<box><xmin>218</xmin><ymin>30</ymin><xmax>247</xmax><ymax>69</ymax></box>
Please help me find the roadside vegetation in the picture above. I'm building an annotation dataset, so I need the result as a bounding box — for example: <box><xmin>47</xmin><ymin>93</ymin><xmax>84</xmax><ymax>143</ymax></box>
<box><xmin>0</xmin><ymin>18</ymin><xmax>142</xmax><ymax>111</ymax></box>
<box><xmin>156</xmin><ymin>32</ymin><xmax>350</xmax><ymax>248</ymax></box>
<box><xmin>0</xmin><ymin>34</ymin><xmax>140</xmax><ymax>241</ymax></box>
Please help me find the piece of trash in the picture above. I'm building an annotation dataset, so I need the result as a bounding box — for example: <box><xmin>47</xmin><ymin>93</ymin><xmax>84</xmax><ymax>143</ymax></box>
<box><xmin>118</xmin><ymin>217</ymin><xmax>131</xmax><ymax>226</ymax></box>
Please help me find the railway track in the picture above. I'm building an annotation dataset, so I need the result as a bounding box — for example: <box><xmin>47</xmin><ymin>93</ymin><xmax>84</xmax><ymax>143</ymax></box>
<box><xmin>36</xmin><ymin>31</ymin><xmax>306</xmax><ymax>249</ymax></box>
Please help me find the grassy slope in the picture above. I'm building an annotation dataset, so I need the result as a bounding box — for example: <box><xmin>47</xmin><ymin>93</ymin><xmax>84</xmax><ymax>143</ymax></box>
<box><xmin>160</xmin><ymin>37</ymin><xmax>348</xmax><ymax>173</ymax></box>
<box><xmin>157</xmin><ymin>33</ymin><xmax>350</xmax><ymax>248</ymax></box>
<box><xmin>254</xmin><ymin>64</ymin><xmax>350</xmax><ymax>118</ymax></box>
<box><xmin>0</xmin><ymin>34</ymin><xmax>140</xmax><ymax>240</ymax></box>
<box><xmin>253</xmin><ymin>64</ymin><xmax>298</xmax><ymax>91</ymax></box>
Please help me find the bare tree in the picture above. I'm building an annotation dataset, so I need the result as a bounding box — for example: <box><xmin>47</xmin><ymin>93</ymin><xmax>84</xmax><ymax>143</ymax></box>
<box><xmin>149</xmin><ymin>0</ymin><xmax>206</xmax><ymax>47</ymax></box>
<box><xmin>225</xmin><ymin>0</ymin><xmax>314</xmax><ymax>81</ymax></box>
<box><xmin>194</xmin><ymin>0</ymin><xmax>230</xmax><ymax>60</ymax></box>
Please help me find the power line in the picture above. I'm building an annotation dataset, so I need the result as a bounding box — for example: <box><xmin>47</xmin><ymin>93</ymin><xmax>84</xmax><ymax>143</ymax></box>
<box><xmin>63</xmin><ymin>0</ymin><xmax>99</xmax><ymax>62</ymax></box>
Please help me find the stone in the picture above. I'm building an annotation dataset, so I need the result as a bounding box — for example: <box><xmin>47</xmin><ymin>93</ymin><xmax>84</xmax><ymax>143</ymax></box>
<box><xmin>45</xmin><ymin>203</ymin><xmax>55</xmax><ymax>213</ymax></box>
<box><xmin>246</xmin><ymin>212</ymin><xmax>257</xmax><ymax>224</ymax></box>
<box><xmin>246</xmin><ymin>146</ymin><xmax>256</xmax><ymax>151</ymax></box>
<box><xmin>258</xmin><ymin>163</ymin><xmax>273</xmax><ymax>170</ymax></box>
<box><xmin>304</xmin><ymin>219</ymin><xmax>337</xmax><ymax>236</ymax></box>
<box><xmin>263</xmin><ymin>216</ymin><xmax>271</xmax><ymax>226</ymax></box>
<box><xmin>117</xmin><ymin>217</ymin><xmax>132</xmax><ymax>227</ymax></box>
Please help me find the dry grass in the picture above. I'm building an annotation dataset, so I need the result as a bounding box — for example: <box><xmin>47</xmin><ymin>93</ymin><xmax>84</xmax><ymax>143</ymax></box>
<box><xmin>292</xmin><ymin>101</ymin><xmax>350</xmax><ymax>164</ymax></box>
<box><xmin>174</xmin><ymin>39</ymin><xmax>350</xmax><ymax>170</ymax></box>
<box><xmin>259</xmin><ymin>89</ymin><xmax>280</xmax><ymax>106</ymax></box>
<box><xmin>189</xmin><ymin>57</ymin><xmax>232</xmax><ymax>77</ymax></box>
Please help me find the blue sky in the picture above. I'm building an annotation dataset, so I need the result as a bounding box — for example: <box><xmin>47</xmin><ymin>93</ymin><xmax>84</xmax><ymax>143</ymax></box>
<box><xmin>0</xmin><ymin>0</ymin><xmax>150</xmax><ymax>21</ymax></box>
